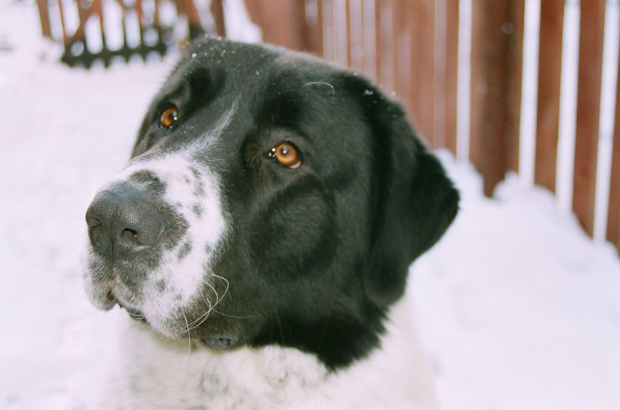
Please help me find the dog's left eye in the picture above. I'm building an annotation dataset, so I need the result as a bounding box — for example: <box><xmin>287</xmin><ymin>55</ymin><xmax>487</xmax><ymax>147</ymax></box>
<box><xmin>159</xmin><ymin>107</ymin><xmax>179</xmax><ymax>129</ymax></box>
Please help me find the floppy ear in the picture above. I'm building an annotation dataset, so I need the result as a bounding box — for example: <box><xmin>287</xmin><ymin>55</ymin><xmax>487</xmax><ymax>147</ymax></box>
<box><xmin>342</xmin><ymin>76</ymin><xmax>460</xmax><ymax>307</ymax></box>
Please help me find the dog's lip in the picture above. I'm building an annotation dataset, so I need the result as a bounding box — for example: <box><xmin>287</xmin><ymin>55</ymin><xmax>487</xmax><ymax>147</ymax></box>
<box><xmin>201</xmin><ymin>335</ymin><xmax>239</xmax><ymax>350</ymax></box>
<box><xmin>115</xmin><ymin>299</ymin><xmax>146</xmax><ymax>322</ymax></box>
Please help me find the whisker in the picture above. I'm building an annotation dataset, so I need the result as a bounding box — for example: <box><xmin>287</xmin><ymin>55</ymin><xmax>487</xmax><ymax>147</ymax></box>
<box><xmin>211</xmin><ymin>309</ymin><xmax>254</xmax><ymax>319</ymax></box>
<box><xmin>181</xmin><ymin>307</ymin><xmax>192</xmax><ymax>355</ymax></box>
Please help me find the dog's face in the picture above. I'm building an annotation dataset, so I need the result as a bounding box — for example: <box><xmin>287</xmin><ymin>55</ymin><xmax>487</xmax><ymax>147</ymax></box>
<box><xmin>83</xmin><ymin>38</ymin><xmax>458</xmax><ymax>369</ymax></box>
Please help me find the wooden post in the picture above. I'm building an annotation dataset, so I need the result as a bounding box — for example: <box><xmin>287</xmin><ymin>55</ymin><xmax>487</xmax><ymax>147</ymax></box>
<box><xmin>322</xmin><ymin>0</ymin><xmax>335</xmax><ymax>62</ymax></box>
<box><xmin>408</xmin><ymin>0</ymin><xmax>435</xmax><ymax>145</ymax></box>
<box><xmin>534</xmin><ymin>0</ymin><xmax>565</xmax><ymax>193</ymax></box>
<box><xmin>375</xmin><ymin>0</ymin><xmax>393</xmax><ymax>91</ymax></box>
<box><xmin>607</xmin><ymin>46</ymin><xmax>620</xmax><ymax>255</ymax></box>
<box><xmin>469</xmin><ymin>0</ymin><xmax>524</xmax><ymax>197</ymax></box>
<box><xmin>444</xmin><ymin>0</ymin><xmax>459</xmax><ymax>155</ymax></box>
<box><xmin>304</xmin><ymin>0</ymin><xmax>324</xmax><ymax>56</ymax></box>
<box><xmin>36</xmin><ymin>0</ymin><xmax>52</xmax><ymax>38</ymax></box>
<box><xmin>244</xmin><ymin>0</ymin><xmax>307</xmax><ymax>50</ymax></box>
<box><xmin>210</xmin><ymin>0</ymin><xmax>226</xmax><ymax>38</ymax></box>
<box><xmin>506</xmin><ymin>0</ymin><xmax>524</xmax><ymax>173</ymax></box>
<box><xmin>394</xmin><ymin>0</ymin><xmax>410</xmax><ymax>109</ymax></box>
<box><xmin>573</xmin><ymin>0</ymin><xmax>606</xmax><ymax>237</ymax></box>
<box><xmin>346</xmin><ymin>0</ymin><xmax>352</xmax><ymax>67</ymax></box>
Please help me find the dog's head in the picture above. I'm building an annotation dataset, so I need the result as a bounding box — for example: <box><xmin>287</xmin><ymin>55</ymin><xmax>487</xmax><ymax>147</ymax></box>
<box><xmin>83</xmin><ymin>38</ymin><xmax>458</xmax><ymax>369</ymax></box>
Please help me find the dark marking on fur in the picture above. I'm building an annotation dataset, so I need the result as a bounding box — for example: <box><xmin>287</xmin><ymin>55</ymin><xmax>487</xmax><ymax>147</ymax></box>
<box><xmin>155</xmin><ymin>279</ymin><xmax>167</xmax><ymax>292</ymax></box>
<box><xmin>178</xmin><ymin>241</ymin><xmax>192</xmax><ymax>261</ymax></box>
<box><xmin>192</xmin><ymin>203</ymin><xmax>203</xmax><ymax>217</ymax></box>
<box><xmin>194</xmin><ymin>180</ymin><xmax>205</xmax><ymax>197</ymax></box>
<box><xmin>129</xmin><ymin>170</ymin><xmax>166</xmax><ymax>194</ymax></box>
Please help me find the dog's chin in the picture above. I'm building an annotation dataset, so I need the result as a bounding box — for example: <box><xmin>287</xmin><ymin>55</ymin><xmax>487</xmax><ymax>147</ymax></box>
<box><xmin>104</xmin><ymin>292</ymin><xmax>241</xmax><ymax>351</ymax></box>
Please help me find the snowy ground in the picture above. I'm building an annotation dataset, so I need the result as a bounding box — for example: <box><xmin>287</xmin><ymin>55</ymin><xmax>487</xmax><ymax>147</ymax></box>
<box><xmin>1</xmin><ymin>1</ymin><xmax>620</xmax><ymax>409</ymax></box>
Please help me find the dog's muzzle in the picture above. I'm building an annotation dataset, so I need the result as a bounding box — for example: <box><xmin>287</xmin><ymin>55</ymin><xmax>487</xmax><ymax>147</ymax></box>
<box><xmin>86</xmin><ymin>182</ymin><xmax>167</xmax><ymax>260</ymax></box>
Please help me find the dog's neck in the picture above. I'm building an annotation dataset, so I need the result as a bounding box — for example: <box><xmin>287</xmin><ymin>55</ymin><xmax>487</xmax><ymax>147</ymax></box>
<box><xmin>90</xmin><ymin>295</ymin><xmax>440</xmax><ymax>409</ymax></box>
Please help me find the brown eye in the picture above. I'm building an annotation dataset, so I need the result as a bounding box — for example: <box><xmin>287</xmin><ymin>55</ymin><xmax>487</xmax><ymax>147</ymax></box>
<box><xmin>159</xmin><ymin>107</ymin><xmax>178</xmax><ymax>129</ymax></box>
<box><xmin>270</xmin><ymin>143</ymin><xmax>302</xmax><ymax>168</ymax></box>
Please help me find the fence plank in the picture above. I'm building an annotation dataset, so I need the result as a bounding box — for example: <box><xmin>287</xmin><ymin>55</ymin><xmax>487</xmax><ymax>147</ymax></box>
<box><xmin>607</xmin><ymin>47</ymin><xmax>620</xmax><ymax>255</ymax></box>
<box><xmin>434</xmin><ymin>0</ymin><xmax>446</xmax><ymax>149</ymax></box>
<box><xmin>322</xmin><ymin>0</ymin><xmax>335</xmax><ymax>62</ymax></box>
<box><xmin>507</xmin><ymin>0</ymin><xmax>524</xmax><ymax>173</ymax></box>
<box><xmin>572</xmin><ymin>0</ymin><xmax>606</xmax><ymax>237</ymax></box>
<box><xmin>469</xmin><ymin>0</ymin><xmax>523</xmax><ymax>196</ymax></box>
<box><xmin>361</xmin><ymin>0</ymin><xmax>376</xmax><ymax>80</ymax></box>
<box><xmin>409</xmin><ymin>0</ymin><xmax>435</xmax><ymax>145</ymax></box>
<box><xmin>304</xmin><ymin>0</ymin><xmax>324</xmax><ymax>56</ymax></box>
<box><xmin>36</xmin><ymin>0</ymin><xmax>52</xmax><ymax>38</ymax></box>
<box><xmin>394</xmin><ymin>0</ymin><xmax>410</xmax><ymax>110</ymax></box>
<box><xmin>210</xmin><ymin>0</ymin><xmax>226</xmax><ymax>37</ymax></box>
<box><xmin>244</xmin><ymin>0</ymin><xmax>306</xmax><ymax>50</ymax></box>
<box><xmin>534</xmin><ymin>0</ymin><xmax>564</xmax><ymax>192</ymax></box>
<box><xmin>375</xmin><ymin>0</ymin><xmax>393</xmax><ymax>90</ymax></box>
<box><xmin>444</xmin><ymin>0</ymin><xmax>458</xmax><ymax>155</ymax></box>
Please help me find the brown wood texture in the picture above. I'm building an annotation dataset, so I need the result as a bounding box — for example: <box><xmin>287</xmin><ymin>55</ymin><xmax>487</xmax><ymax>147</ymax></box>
<box><xmin>534</xmin><ymin>0</ymin><xmax>565</xmax><ymax>192</ymax></box>
<box><xmin>394</xmin><ymin>0</ymin><xmax>410</xmax><ymax>109</ymax></box>
<box><xmin>572</xmin><ymin>0</ymin><xmax>606</xmax><ymax>237</ymax></box>
<box><xmin>375</xmin><ymin>0</ymin><xmax>393</xmax><ymax>91</ymax></box>
<box><xmin>607</xmin><ymin>46</ymin><xmax>620</xmax><ymax>255</ymax></box>
<box><xmin>347</xmin><ymin>0</ymin><xmax>364</xmax><ymax>72</ymax></box>
<box><xmin>244</xmin><ymin>0</ymin><xmax>306</xmax><ymax>50</ymax></box>
<box><xmin>374</xmin><ymin>0</ymin><xmax>382</xmax><ymax>85</ymax></box>
<box><xmin>469</xmin><ymin>0</ymin><xmax>523</xmax><ymax>197</ymax></box>
<box><xmin>444</xmin><ymin>0</ymin><xmax>459</xmax><ymax>155</ymax></box>
<box><xmin>506</xmin><ymin>0</ymin><xmax>524</xmax><ymax>173</ymax></box>
<box><xmin>36</xmin><ymin>0</ymin><xmax>52</xmax><ymax>38</ymax></box>
<box><xmin>322</xmin><ymin>0</ymin><xmax>335</xmax><ymax>62</ymax></box>
<box><xmin>346</xmin><ymin>0</ymin><xmax>352</xmax><ymax>67</ymax></box>
<box><xmin>408</xmin><ymin>0</ymin><xmax>435</xmax><ymax>145</ymax></box>
<box><xmin>210</xmin><ymin>0</ymin><xmax>226</xmax><ymax>37</ymax></box>
<box><xmin>361</xmin><ymin>0</ymin><xmax>376</xmax><ymax>79</ymax></box>
<box><xmin>304</xmin><ymin>0</ymin><xmax>324</xmax><ymax>56</ymax></box>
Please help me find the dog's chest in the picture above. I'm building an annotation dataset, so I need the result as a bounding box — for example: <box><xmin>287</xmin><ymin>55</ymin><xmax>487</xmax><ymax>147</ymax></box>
<box><xmin>97</xmin><ymin>317</ymin><xmax>331</xmax><ymax>409</ymax></box>
<box><xmin>89</xmin><ymin>299</ymin><xmax>440</xmax><ymax>410</ymax></box>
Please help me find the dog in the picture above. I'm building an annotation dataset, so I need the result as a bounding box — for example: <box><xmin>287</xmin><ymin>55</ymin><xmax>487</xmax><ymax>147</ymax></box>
<box><xmin>83</xmin><ymin>37</ymin><xmax>459</xmax><ymax>409</ymax></box>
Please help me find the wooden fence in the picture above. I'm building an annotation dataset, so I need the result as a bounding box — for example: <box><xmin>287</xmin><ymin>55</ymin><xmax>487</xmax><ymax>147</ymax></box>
<box><xmin>242</xmin><ymin>0</ymin><xmax>620</xmax><ymax>255</ymax></box>
<box><xmin>35</xmin><ymin>0</ymin><xmax>620</xmax><ymax>255</ymax></box>
<box><xmin>36</xmin><ymin>0</ymin><xmax>226</xmax><ymax>66</ymax></box>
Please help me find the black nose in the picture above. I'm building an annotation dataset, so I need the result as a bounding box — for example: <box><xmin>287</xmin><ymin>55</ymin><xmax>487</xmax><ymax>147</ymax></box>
<box><xmin>86</xmin><ymin>184</ymin><xmax>166</xmax><ymax>258</ymax></box>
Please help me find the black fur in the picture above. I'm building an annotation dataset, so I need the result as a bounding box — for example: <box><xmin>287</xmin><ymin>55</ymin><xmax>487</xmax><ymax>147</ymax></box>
<box><xmin>93</xmin><ymin>38</ymin><xmax>459</xmax><ymax>370</ymax></box>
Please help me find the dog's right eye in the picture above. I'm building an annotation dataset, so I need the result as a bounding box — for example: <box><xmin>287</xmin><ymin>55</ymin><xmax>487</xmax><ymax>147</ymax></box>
<box><xmin>159</xmin><ymin>107</ymin><xmax>179</xmax><ymax>129</ymax></box>
<box><xmin>269</xmin><ymin>143</ymin><xmax>302</xmax><ymax>169</ymax></box>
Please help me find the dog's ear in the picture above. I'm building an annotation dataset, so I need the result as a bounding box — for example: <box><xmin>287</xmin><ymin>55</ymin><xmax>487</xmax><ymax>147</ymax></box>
<box><xmin>340</xmin><ymin>75</ymin><xmax>459</xmax><ymax>307</ymax></box>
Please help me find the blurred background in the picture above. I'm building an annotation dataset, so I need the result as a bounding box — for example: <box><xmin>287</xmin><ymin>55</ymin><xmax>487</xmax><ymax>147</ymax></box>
<box><xmin>1</xmin><ymin>0</ymin><xmax>620</xmax><ymax>409</ymax></box>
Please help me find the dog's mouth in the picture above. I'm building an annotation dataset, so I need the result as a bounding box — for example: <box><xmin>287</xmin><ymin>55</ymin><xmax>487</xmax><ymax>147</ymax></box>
<box><xmin>108</xmin><ymin>287</ymin><xmax>239</xmax><ymax>350</ymax></box>
<box><xmin>117</xmin><ymin>301</ymin><xmax>147</xmax><ymax>323</ymax></box>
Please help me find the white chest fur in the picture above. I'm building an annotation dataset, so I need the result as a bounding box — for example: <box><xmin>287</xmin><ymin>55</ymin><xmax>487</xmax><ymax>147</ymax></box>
<box><xmin>89</xmin><ymin>295</ymin><xmax>440</xmax><ymax>410</ymax></box>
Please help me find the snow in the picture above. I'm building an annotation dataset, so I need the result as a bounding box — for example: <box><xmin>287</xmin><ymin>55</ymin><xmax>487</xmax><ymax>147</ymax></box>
<box><xmin>1</xmin><ymin>1</ymin><xmax>620</xmax><ymax>409</ymax></box>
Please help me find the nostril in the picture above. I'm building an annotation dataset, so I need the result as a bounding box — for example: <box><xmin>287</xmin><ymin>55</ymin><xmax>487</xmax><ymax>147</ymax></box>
<box><xmin>121</xmin><ymin>228</ymin><xmax>140</xmax><ymax>245</ymax></box>
<box><xmin>122</xmin><ymin>228</ymin><xmax>138</xmax><ymax>239</ymax></box>
<box><xmin>86</xmin><ymin>216</ymin><xmax>102</xmax><ymax>230</ymax></box>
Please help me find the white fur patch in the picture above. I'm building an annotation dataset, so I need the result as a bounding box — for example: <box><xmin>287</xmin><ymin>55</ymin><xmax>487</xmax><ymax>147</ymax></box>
<box><xmin>85</xmin><ymin>295</ymin><xmax>440</xmax><ymax>409</ymax></box>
